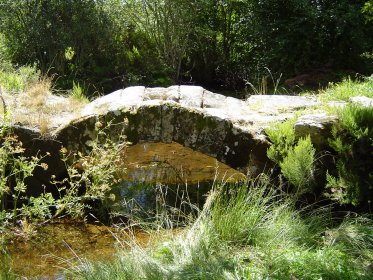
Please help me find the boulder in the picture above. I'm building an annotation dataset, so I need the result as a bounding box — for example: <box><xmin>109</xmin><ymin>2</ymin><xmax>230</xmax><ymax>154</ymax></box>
<box><xmin>294</xmin><ymin>114</ymin><xmax>338</xmax><ymax>148</ymax></box>
<box><xmin>350</xmin><ymin>96</ymin><xmax>373</xmax><ymax>107</ymax></box>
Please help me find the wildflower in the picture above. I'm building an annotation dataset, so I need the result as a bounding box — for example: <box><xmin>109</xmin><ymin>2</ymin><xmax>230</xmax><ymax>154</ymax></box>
<box><xmin>95</xmin><ymin>121</ymin><xmax>103</xmax><ymax>129</ymax></box>
<box><xmin>109</xmin><ymin>193</ymin><xmax>116</xmax><ymax>201</ymax></box>
<box><xmin>41</xmin><ymin>163</ymin><xmax>48</xmax><ymax>170</ymax></box>
<box><xmin>60</xmin><ymin>147</ymin><xmax>68</xmax><ymax>154</ymax></box>
<box><xmin>123</xmin><ymin>118</ymin><xmax>129</xmax><ymax>126</ymax></box>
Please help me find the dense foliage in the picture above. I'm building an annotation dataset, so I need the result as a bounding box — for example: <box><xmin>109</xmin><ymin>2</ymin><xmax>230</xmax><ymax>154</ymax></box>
<box><xmin>0</xmin><ymin>0</ymin><xmax>372</xmax><ymax>96</ymax></box>
<box><xmin>265</xmin><ymin>78</ymin><xmax>373</xmax><ymax>208</ymax></box>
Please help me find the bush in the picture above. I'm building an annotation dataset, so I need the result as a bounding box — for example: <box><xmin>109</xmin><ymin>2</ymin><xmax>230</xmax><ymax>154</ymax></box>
<box><xmin>266</xmin><ymin>118</ymin><xmax>296</xmax><ymax>163</ymax></box>
<box><xmin>280</xmin><ymin>136</ymin><xmax>316</xmax><ymax>194</ymax></box>
<box><xmin>0</xmin><ymin>121</ymin><xmax>46</xmax><ymax>218</ymax></box>
<box><xmin>249</xmin><ymin>0</ymin><xmax>373</xmax><ymax>77</ymax></box>
<box><xmin>326</xmin><ymin>104</ymin><xmax>373</xmax><ymax>206</ymax></box>
<box><xmin>266</xmin><ymin>118</ymin><xmax>316</xmax><ymax>195</ymax></box>
<box><xmin>0</xmin><ymin>65</ymin><xmax>40</xmax><ymax>94</ymax></box>
<box><xmin>0</xmin><ymin>0</ymin><xmax>156</xmax><ymax>95</ymax></box>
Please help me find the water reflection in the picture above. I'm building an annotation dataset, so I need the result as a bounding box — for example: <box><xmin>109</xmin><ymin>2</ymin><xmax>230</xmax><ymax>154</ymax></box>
<box><xmin>110</xmin><ymin>142</ymin><xmax>246</xmax><ymax>222</ymax></box>
<box><xmin>122</xmin><ymin>142</ymin><xmax>245</xmax><ymax>184</ymax></box>
<box><xmin>6</xmin><ymin>142</ymin><xmax>245</xmax><ymax>279</ymax></box>
<box><xmin>6</xmin><ymin>221</ymin><xmax>149</xmax><ymax>279</ymax></box>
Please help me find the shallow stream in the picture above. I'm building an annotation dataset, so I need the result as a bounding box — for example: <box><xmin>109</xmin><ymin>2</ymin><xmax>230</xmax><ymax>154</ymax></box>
<box><xmin>4</xmin><ymin>142</ymin><xmax>245</xmax><ymax>279</ymax></box>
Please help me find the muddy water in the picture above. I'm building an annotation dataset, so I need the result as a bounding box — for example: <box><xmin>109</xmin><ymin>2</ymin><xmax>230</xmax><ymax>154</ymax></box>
<box><xmin>122</xmin><ymin>142</ymin><xmax>246</xmax><ymax>184</ymax></box>
<box><xmin>111</xmin><ymin>142</ymin><xmax>246</xmax><ymax>220</ymax></box>
<box><xmin>6</xmin><ymin>221</ymin><xmax>149</xmax><ymax>279</ymax></box>
<box><xmin>5</xmin><ymin>142</ymin><xmax>245</xmax><ymax>279</ymax></box>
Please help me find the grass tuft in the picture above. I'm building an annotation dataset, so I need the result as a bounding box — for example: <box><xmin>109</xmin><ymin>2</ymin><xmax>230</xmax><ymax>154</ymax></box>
<box><xmin>320</xmin><ymin>76</ymin><xmax>373</xmax><ymax>102</ymax></box>
<box><xmin>67</xmin><ymin>178</ymin><xmax>373</xmax><ymax>280</ymax></box>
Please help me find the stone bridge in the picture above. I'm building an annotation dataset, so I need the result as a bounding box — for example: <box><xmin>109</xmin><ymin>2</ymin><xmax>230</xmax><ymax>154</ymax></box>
<box><xmin>8</xmin><ymin>85</ymin><xmax>340</xmax><ymax>193</ymax></box>
<box><xmin>55</xmin><ymin>86</ymin><xmax>333</xmax><ymax>173</ymax></box>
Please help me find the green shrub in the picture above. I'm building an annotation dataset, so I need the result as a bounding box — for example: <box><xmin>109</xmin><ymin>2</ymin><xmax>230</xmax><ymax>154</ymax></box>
<box><xmin>0</xmin><ymin>121</ymin><xmax>46</xmax><ymax>216</ymax></box>
<box><xmin>326</xmin><ymin>104</ymin><xmax>373</xmax><ymax>206</ymax></box>
<box><xmin>51</xmin><ymin>121</ymin><xmax>127</xmax><ymax>219</ymax></box>
<box><xmin>0</xmin><ymin>65</ymin><xmax>40</xmax><ymax>93</ymax></box>
<box><xmin>266</xmin><ymin>118</ymin><xmax>296</xmax><ymax>163</ymax></box>
<box><xmin>0</xmin><ymin>118</ymin><xmax>128</xmax><ymax>231</ymax></box>
<box><xmin>0</xmin><ymin>254</ymin><xmax>16</xmax><ymax>280</ymax></box>
<box><xmin>280</xmin><ymin>136</ymin><xmax>316</xmax><ymax>194</ymax></box>
<box><xmin>266</xmin><ymin>118</ymin><xmax>316</xmax><ymax>195</ymax></box>
<box><xmin>69</xmin><ymin>81</ymin><xmax>89</xmax><ymax>103</ymax></box>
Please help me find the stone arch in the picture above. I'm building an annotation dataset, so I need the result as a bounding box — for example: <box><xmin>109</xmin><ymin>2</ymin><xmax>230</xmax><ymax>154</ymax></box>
<box><xmin>55</xmin><ymin>102</ymin><xmax>269</xmax><ymax>174</ymax></box>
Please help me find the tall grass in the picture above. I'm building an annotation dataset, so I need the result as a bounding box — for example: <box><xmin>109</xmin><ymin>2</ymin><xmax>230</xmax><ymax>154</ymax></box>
<box><xmin>0</xmin><ymin>65</ymin><xmax>40</xmax><ymax>94</ymax></box>
<box><xmin>320</xmin><ymin>76</ymin><xmax>373</xmax><ymax>102</ymax></box>
<box><xmin>0</xmin><ymin>255</ymin><xmax>16</xmax><ymax>280</ymax></box>
<box><xmin>68</xmin><ymin>177</ymin><xmax>373</xmax><ymax>280</ymax></box>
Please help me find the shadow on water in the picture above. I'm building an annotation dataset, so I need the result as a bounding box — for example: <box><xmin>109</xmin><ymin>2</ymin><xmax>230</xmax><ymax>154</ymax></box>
<box><xmin>107</xmin><ymin>142</ymin><xmax>246</xmax><ymax>224</ymax></box>
<box><xmin>4</xmin><ymin>142</ymin><xmax>245</xmax><ymax>279</ymax></box>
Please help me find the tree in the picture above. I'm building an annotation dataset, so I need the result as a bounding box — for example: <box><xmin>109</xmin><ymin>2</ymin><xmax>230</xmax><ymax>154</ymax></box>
<box><xmin>125</xmin><ymin>0</ymin><xmax>198</xmax><ymax>83</ymax></box>
<box><xmin>248</xmin><ymin>0</ymin><xmax>373</xmax><ymax>77</ymax></box>
<box><xmin>0</xmin><ymin>0</ymin><xmax>144</xmax><ymax>94</ymax></box>
<box><xmin>362</xmin><ymin>0</ymin><xmax>373</xmax><ymax>22</ymax></box>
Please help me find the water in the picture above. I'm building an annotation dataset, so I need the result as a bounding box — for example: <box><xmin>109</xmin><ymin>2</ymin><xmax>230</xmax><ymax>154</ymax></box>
<box><xmin>110</xmin><ymin>142</ymin><xmax>246</xmax><ymax>221</ymax></box>
<box><xmin>122</xmin><ymin>142</ymin><xmax>245</xmax><ymax>184</ymax></box>
<box><xmin>4</xmin><ymin>142</ymin><xmax>245</xmax><ymax>279</ymax></box>
<box><xmin>5</xmin><ymin>221</ymin><xmax>146</xmax><ymax>279</ymax></box>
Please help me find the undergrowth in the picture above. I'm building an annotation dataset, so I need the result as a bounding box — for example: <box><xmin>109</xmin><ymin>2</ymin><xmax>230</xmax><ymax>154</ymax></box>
<box><xmin>0</xmin><ymin>120</ymin><xmax>128</xmax><ymax>237</ymax></box>
<box><xmin>265</xmin><ymin>118</ymin><xmax>316</xmax><ymax>196</ymax></box>
<box><xmin>266</xmin><ymin>77</ymin><xmax>373</xmax><ymax>207</ymax></box>
<box><xmin>0</xmin><ymin>65</ymin><xmax>40</xmax><ymax>94</ymax></box>
<box><xmin>68</xmin><ymin>177</ymin><xmax>373</xmax><ymax>280</ymax></box>
<box><xmin>320</xmin><ymin>76</ymin><xmax>373</xmax><ymax>102</ymax></box>
<box><xmin>325</xmin><ymin>103</ymin><xmax>373</xmax><ymax>206</ymax></box>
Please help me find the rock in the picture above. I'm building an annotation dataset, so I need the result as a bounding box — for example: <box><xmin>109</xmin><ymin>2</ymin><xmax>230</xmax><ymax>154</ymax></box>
<box><xmin>54</xmin><ymin>87</ymin><xmax>324</xmax><ymax>174</ymax></box>
<box><xmin>294</xmin><ymin>114</ymin><xmax>338</xmax><ymax>148</ymax></box>
<box><xmin>81</xmin><ymin>86</ymin><xmax>145</xmax><ymax>117</ymax></box>
<box><xmin>179</xmin><ymin>85</ymin><xmax>204</xmax><ymax>107</ymax></box>
<box><xmin>247</xmin><ymin>95</ymin><xmax>318</xmax><ymax>112</ymax></box>
<box><xmin>11</xmin><ymin>125</ymin><xmax>66</xmax><ymax>197</ymax></box>
<box><xmin>350</xmin><ymin>96</ymin><xmax>373</xmax><ymax>107</ymax></box>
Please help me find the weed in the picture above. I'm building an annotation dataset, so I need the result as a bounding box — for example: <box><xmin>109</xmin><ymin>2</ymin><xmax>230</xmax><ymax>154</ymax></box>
<box><xmin>51</xmin><ymin>121</ymin><xmax>128</xmax><ymax>220</ymax></box>
<box><xmin>245</xmin><ymin>68</ymin><xmax>283</xmax><ymax>95</ymax></box>
<box><xmin>266</xmin><ymin>117</ymin><xmax>296</xmax><ymax>163</ymax></box>
<box><xmin>326</xmin><ymin>104</ymin><xmax>373</xmax><ymax>206</ymax></box>
<box><xmin>0</xmin><ymin>65</ymin><xmax>40</xmax><ymax>94</ymax></box>
<box><xmin>0</xmin><ymin>68</ymin><xmax>88</xmax><ymax>135</ymax></box>
<box><xmin>0</xmin><ymin>255</ymin><xmax>17</xmax><ymax>280</ymax></box>
<box><xmin>266</xmin><ymin>118</ymin><xmax>316</xmax><ymax>195</ymax></box>
<box><xmin>70</xmin><ymin>81</ymin><xmax>89</xmax><ymax>104</ymax></box>
<box><xmin>280</xmin><ymin>136</ymin><xmax>316</xmax><ymax>194</ymax></box>
<box><xmin>320</xmin><ymin>76</ymin><xmax>373</xmax><ymax>102</ymax></box>
<box><xmin>0</xmin><ymin>119</ymin><xmax>47</xmax><ymax>216</ymax></box>
<box><xmin>68</xmin><ymin>178</ymin><xmax>373</xmax><ymax>280</ymax></box>
<box><xmin>20</xmin><ymin>76</ymin><xmax>52</xmax><ymax>109</ymax></box>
